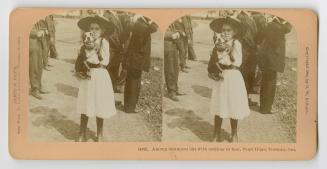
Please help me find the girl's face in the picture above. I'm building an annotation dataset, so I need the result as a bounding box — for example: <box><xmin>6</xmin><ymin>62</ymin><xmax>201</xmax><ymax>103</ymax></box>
<box><xmin>89</xmin><ymin>23</ymin><xmax>103</xmax><ymax>39</ymax></box>
<box><xmin>221</xmin><ymin>24</ymin><xmax>236</xmax><ymax>41</ymax></box>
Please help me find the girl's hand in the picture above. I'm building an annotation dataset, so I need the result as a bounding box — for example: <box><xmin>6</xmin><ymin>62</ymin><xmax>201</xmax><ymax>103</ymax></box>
<box><xmin>74</xmin><ymin>72</ymin><xmax>90</xmax><ymax>81</ymax></box>
<box><xmin>218</xmin><ymin>72</ymin><xmax>224</xmax><ymax>81</ymax></box>
<box><xmin>208</xmin><ymin>73</ymin><xmax>223</xmax><ymax>81</ymax></box>
<box><xmin>74</xmin><ymin>72</ymin><xmax>84</xmax><ymax>81</ymax></box>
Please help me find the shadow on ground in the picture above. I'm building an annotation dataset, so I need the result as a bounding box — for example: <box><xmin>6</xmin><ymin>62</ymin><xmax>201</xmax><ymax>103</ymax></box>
<box><xmin>199</xmin><ymin>60</ymin><xmax>209</xmax><ymax>65</ymax></box>
<box><xmin>165</xmin><ymin>108</ymin><xmax>229</xmax><ymax>142</ymax></box>
<box><xmin>192</xmin><ymin>85</ymin><xmax>212</xmax><ymax>98</ymax></box>
<box><xmin>60</xmin><ymin>58</ymin><xmax>76</xmax><ymax>64</ymax></box>
<box><xmin>30</xmin><ymin>106</ymin><xmax>96</xmax><ymax>141</ymax></box>
<box><xmin>54</xmin><ymin>83</ymin><xmax>79</xmax><ymax>97</ymax></box>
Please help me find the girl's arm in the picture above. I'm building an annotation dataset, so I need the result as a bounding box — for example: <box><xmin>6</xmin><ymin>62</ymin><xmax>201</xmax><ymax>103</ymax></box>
<box><xmin>231</xmin><ymin>40</ymin><xmax>243</xmax><ymax>67</ymax></box>
<box><xmin>100</xmin><ymin>39</ymin><xmax>110</xmax><ymax>66</ymax></box>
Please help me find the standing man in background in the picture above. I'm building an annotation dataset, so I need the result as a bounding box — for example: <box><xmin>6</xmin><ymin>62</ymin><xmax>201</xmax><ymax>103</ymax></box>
<box><xmin>173</xmin><ymin>19</ymin><xmax>189</xmax><ymax>73</ymax></box>
<box><xmin>258</xmin><ymin>17</ymin><xmax>292</xmax><ymax>114</ymax></box>
<box><xmin>115</xmin><ymin>11</ymin><xmax>133</xmax><ymax>92</ymax></box>
<box><xmin>164</xmin><ymin>24</ymin><xmax>186</xmax><ymax>102</ymax></box>
<box><xmin>103</xmin><ymin>10</ymin><xmax>125</xmax><ymax>93</ymax></box>
<box><xmin>183</xmin><ymin>15</ymin><xmax>197</xmax><ymax>61</ymax></box>
<box><xmin>237</xmin><ymin>10</ymin><xmax>258</xmax><ymax>106</ymax></box>
<box><xmin>29</xmin><ymin>20</ymin><xmax>50</xmax><ymax>100</ymax></box>
<box><xmin>123</xmin><ymin>16</ymin><xmax>158</xmax><ymax>113</ymax></box>
<box><xmin>252</xmin><ymin>11</ymin><xmax>268</xmax><ymax>93</ymax></box>
<box><xmin>38</xmin><ymin>19</ymin><xmax>51</xmax><ymax>71</ymax></box>
<box><xmin>45</xmin><ymin>15</ymin><xmax>58</xmax><ymax>60</ymax></box>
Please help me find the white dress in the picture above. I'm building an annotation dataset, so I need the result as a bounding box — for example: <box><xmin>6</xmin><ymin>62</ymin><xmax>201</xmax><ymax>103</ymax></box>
<box><xmin>210</xmin><ymin>39</ymin><xmax>250</xmax><ymax>119</ymax></box>
<box><xmin>76</xmin><ymin>38</ymin><xmax>117</xmax><ymax>118</ymax></box>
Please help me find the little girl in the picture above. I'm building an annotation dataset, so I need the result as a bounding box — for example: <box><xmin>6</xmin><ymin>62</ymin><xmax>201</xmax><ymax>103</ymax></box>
<box><xmin>75</xmin><ymin>15</ymin><xmax>116</xmax><ymax>142</ymax></box>
<box><xmin>208</xmin><ymin>16</ymin><xmax>250</xmax><ymax>142</ymax></box>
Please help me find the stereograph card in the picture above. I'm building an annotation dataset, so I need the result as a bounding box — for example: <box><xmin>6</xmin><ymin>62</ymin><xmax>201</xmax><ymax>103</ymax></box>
<box><xmin>9</xmin><ymin>8</ymin><xmax>318</xmax><ymax>160</ymax></box>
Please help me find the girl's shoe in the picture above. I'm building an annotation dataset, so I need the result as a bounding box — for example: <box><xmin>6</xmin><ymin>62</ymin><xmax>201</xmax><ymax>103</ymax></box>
<box><xmin>76</xmin><ymin>135</ymin><xmax>87</xmax><ymax>142</ymax></box>
<box><xmin>230</xmin><ymin>134</ymin><xmax>239</xmax><ymax>143</ymax></box>
<box><xmin>213</xmin><ymin>132</ymin><xmax>222</xmax><ymax>142</ymax></box>
<box><xmin>96</xmin><ymin>135</ymin><xmax>104</xmax><ymax>142</ymax></box>
<box><xmin>212</xmin><ymin>133</ymin><xmax>217</xmax><ymax>142</ymax></box>
<box><xmin>216</xmin><ymin>135</ymin><xmax>222</xmax><ymax>142</ymax></box>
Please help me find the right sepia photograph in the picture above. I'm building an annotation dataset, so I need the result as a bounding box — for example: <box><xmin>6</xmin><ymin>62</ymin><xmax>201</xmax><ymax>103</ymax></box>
<box><xmin>163</xmin><ymin>10</ymin><xmax>298</xmax><ymax>143</ymax></box>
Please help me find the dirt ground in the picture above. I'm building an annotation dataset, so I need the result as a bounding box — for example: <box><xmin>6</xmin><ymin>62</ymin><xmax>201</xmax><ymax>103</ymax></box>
<box><xmin>28</xmin><ymin>17</ymin><xmax>163</xmax><ymax>142</ymax></box>
<box><xmin>162</xmin><ymin>19</ymin><xmax>297</xmax><ymax>143</ymax></box>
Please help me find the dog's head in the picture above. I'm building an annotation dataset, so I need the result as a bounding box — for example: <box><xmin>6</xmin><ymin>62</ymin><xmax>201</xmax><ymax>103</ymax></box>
<box><xmin>83</xmin><ymin>32</ymin><xmax>96</xmax><ymax>49</ymax></box>
<box><xmin>213</xmin><ymin>33</ymin><xmax>227</xmax><ymax>52</ymax></box>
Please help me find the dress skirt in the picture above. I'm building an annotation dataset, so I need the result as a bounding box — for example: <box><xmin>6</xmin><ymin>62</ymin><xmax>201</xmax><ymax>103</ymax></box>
<box><xmin>210</xmin><ymin>69</ymin><xmax>250</xmax><ymax>119</ymax></box>
<box><xmin>76</xmin><ymin>67</ymin><xmax>117</xmax><ymax>119</ymax></box>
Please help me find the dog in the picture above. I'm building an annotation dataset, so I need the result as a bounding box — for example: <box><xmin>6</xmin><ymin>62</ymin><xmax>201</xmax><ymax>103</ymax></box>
<box><xmin>208</xmin><ymin>33</ymin><xmax>234</xmax><ymax>81</ymax></box>
<box><xmin>74</xmin><ymin>32</ymin><xmax>103</xmax><ymax>80</ymax></box>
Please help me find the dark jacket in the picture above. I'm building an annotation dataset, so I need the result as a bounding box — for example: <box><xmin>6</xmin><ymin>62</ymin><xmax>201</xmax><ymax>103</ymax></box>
<box><xmin>125</xmin><ymin>17</ymin><xmax>158</xmax><ymax>72</ymax></box>
<box><xmin>103</xmin><ymin>12</ymin><xmax>124</xmax><ymax>51</ymax></box>
<box><xmin>117</xmin><ymin>12</ymin><xmax>133</xmax><ymax>46</ymax></box>
<box><xmin>252</xmin><ymin>13</ymin><xmax>266</xmax><ymax>45</ymax></box>
<box><xmin>237</xmin><ymin>12</ymin><xmax>257</xmax><ymax>50</ymax></box>
<box><xmin>258</xmin><ymin>20</ymin><xmax>292</xmax><ymax>73</ymax></box>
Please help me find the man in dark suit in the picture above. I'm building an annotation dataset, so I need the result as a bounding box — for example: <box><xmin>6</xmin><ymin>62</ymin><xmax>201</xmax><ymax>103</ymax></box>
<box><xmin>45</xmin><ymin>15</ymin><xmax>57</xmax><ymax>59</ymax></box>
<box><xmin>258</xmin><ymin>17</ymin><xmax>292</xmax><ymax>114</ymax></box>
<box><xmin>251</xmin><ymin>12</ymin><xmax>267</xmax><ymax>92</ymax></box>
<box><xmin>115</xmin><ymin>11</ymin><xmax>133</xmax><ymax>90</ymax></box>
<box><xmin>173</xmin><ymin>19</ymin><xmax>189</xmax><ymax>73</ymax></box>
<box><xmin>29</xmin><ymin>20</ymin><xmax>50</xmax><ymax>100</ymax></box>
<box><xmin>237</xmin><ymin>10</ymin><xmax>258</xmax><ymax>105</ymax></box>
<box><xmin>252</xmin><ymin>12</ymin><xmax>267</xmax><ymax>45</ymax></box>
<box><xmin>103</xmin><ymin>10</ymin><xmax>125</xmax><ymax>93</ymax></box>
<box><xmin>123</xmin><ymin>16</ymin><xmax>158</xmax><ymax>113</ymax></box>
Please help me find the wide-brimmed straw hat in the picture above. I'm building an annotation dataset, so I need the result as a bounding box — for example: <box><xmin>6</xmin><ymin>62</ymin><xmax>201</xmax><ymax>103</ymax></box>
<box><xmin>78</xmin><ymin>15</ymin><xmax>115</xmax><ymax>35</ymax></box>
<box><xmin>209</xmin><ymin>15</ymin><xmax>244</xmax><ymax>36</ymax></box>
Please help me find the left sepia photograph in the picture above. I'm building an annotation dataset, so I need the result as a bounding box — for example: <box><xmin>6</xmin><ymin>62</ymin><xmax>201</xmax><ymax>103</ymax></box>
<box><xmin>28</xmin><ymin>9</ymin><xmax>163</xmax><ymax>142</ymax></box>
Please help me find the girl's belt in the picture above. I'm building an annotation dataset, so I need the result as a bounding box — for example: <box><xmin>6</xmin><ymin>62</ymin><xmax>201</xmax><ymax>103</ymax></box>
<box><xmin>88</xmin><ymin>63</ymin><xmax>107</xmax><ymax>69</ymax></box>
<box><xmin>220</xmin><ymin>64</ymin><xmax>240</xmax><ymax>70</ymax></box>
